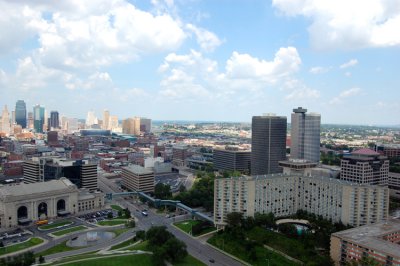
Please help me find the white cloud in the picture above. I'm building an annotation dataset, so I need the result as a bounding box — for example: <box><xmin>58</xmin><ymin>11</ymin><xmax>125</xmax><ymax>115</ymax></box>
<box><xmin>225</xmin><ymin>47</ymin><xmax>301</xmax><ymax>82</ymax></box>
<box><xmin>283</xmin><ymin>79</ymin><xmax>320</xmax><ymax>100</ymax></box>
<box><xmin>272</xmin><ymin>0</ymin><xmax>400</xmax><ymax>49</ymax></box>
<box><xmin>0</xmin><ymin>1</ymin><xmax>186</xmax><ymax>71</ymax></box>
<box><xmin>329</xmin><ymin>87</ymin><xmax>361</xmax><ymax>104</ymax></box>
<box><xmin>309</xmin><ymin>66</ymin><xmax>330</xmax><ymax>74</ymax></box>
<box><xmin>186</xmin><ymin>24</ymin><xmax>222</xmax><ymax>52</ymax></box>
<box><xmin>340</xmin><ymin>59</ymin><xmax>358</xmax><ymax>69</ymax></box>
<box><xmin>158</xmin><ymin>47</ymin><xmax>315</xmax><ymax>104</ymax></box>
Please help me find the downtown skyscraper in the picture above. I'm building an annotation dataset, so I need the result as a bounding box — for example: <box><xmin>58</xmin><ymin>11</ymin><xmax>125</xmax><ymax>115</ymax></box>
<box><xmin>50</xmin><ymin>111</ymin><xmax>60</xmax><ymax>129</ymax></box>
<box><xmin>251</xmin><ymin>114</ymin><xmax>287</xmax><ymax>175</ymax></box>
<box><xmin>15</xmin><ymin>100</ymin><xmax>27</xmax><ymax>128</ymax></box>
<box><xmin>33</xmin><ymin>104</ymin><xmax>45</xmax><ymax>133</ymax></box>
<box><xmin>290</xmin><ymin>107</ymin><xmax>321</xmax><ymax>163</ymax></box>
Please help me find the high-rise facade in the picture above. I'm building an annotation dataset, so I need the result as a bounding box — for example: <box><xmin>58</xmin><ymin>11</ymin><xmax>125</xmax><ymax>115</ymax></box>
<box><xmin>15</xmin><ymin>100</ymin><xmax>27</xmax><ymax>128</ymax></box>
<box><xmin>103</xmin><ymin>109</ymin><xmax>110</xmax><ymax>130</ymax></box>
<box><xmin>23</xmin><ymin>157</ymin><xmax>98</xmax><ymax>191</ymax></box>
<box><xmin>27</xmin><ymin>112</ymin><xmax>34</xmax><ymax>129</ymax></box>
<box><xmin>340</xmin><ymin>148</ymin><xmax>389</xmax><ymax>186</ymax></box>
<box><xmin>50</xmin><ymin>111</ymin><xmax>59</xmax><ymax>129</ymax></box>
<box><xmin>251</xmin><ymin>114</ymin><xmax>287</xmax><ymax>175</ymax></box>
<box><xmin>214</xmin><ymin>147</ymin><xmax>251</xmax><ymax>174</ymax></box>
<box><xmin>122</xmin><ymin>165</ymin><xmax>155</xmax><ymax>193</ymax></box>
<box><xmin>214</xmin><ymin>175</ymin><xmax>389</xmax><ymax>228</ymax></box>
<box><xmin>1</xmin><ymin>105</ymin><xmax>11</xmax><ymax>135</ymax></box>
<box><xmin>86</xmin><ymin>111</ymin><xmax>98</xmax><ymax>127</ymax></box>
<box><xmin>140</xmin><ymin>118</ymin><xmax>152</xmax><ymax>133</ymax></box>
<box><xmin>33</xmin><ymin>104</ymin><xmax>45</xmax><ymax>133</ymax></box>
<box><xmin>109</xmin><ymin>115</ymin><xmax>119</xmax><ymax>130</ymax></box>
<box><xmin>290</xmin><ymin>107</ymin><xmax>321</xmax><ymax>162</ymax></box>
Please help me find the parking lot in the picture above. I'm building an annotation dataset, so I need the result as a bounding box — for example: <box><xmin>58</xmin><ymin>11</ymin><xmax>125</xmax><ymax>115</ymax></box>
<box><xmin>78</xmin><ymin>209</ymin><xmax>117</xmax><ymax>224</ymax></box>
<box><xmin>0</xmin><ymin>228</ymin><xmax>31</xmax><ymax>246</ymax></box>
<box><xmin>155</xmin><ymin>173</ymin><xmax>186</xmax><ymax>192</ymax></box>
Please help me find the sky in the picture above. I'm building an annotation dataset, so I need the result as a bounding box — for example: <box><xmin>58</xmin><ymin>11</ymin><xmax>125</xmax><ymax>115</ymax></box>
<box><xmin>0</xmin><ymin>0</ymin><xmax>399</xmax><ymax>125</ymax></box>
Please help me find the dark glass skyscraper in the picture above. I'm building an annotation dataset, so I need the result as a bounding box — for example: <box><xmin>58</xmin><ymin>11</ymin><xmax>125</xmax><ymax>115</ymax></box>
<box><xmin>251</xmin><ymin>114</ymin><xmax>287</xmax><ymax>175</ymax></box>
<box><xmin>50</xmin><ymin>111</ymin><xmax>59</xmax><ymax>129</ymax></box>
<box><xmin>15</xmin><ymin>100</ymin><xmax>27</xmax><ymax>128</ymax></box>
<box><xmin>33</xmin><ymin>104</ymin><xmax>45</xmax><ymax>133</ymax></box>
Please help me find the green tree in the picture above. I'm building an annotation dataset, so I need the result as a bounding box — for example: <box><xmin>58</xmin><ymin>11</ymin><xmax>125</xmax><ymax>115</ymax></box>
<box><xmin>124</xmin><ymin>208</ymin><xmax>131</xmax><ymax>219</ymax></box>
<box><xmin>136</xmin><ymin>230</ymin><xmax>146</xmax><ymax>240</ymax></box>
<box><xmin>107</xmin><ymin>212</ymin><xmax>113</xmax><ymax>219</ymax></box>
<box><xmin>226</xmin><ymin>212</ymin><xmax>244</xmax><ymax>228</ymax></box>
<box><xmin>38</xmin><ymin>255</ymin><xmax>45</xmax><ymax>264</ymax></box>
<box><xmin>163</xmin><ymin>237</ymin><xmax>187</xmax><ymax>262</ymax></box>
<box><xmin>154</xmin><ymin>183</ymin><xmax>172</xmax><ymax>200</ymax></box>
<box><xmin>178</xmin><ymin>184</ymin><xmax>186</xmax><ymax>193</ymax></box>
<box><xmin>146</xmin><ymin>226</ymin><xmax>173</xmax><ymax>247</ymax></box>
<box><xmin>125</xmin><ymin>219</ymin><xmax>135</xmax><ymax>228</ymax></box>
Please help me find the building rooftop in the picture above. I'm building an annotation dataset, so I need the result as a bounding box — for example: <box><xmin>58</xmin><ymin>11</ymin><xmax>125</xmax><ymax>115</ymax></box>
<box><xmin>0</xmin><ymin>177</ymin><xmax>77</xmax><ymax>198</ymax></box>
<box><xmin>332</xmin><ymin>219</ymin><xmax>400</xmax><ymax>258</ymax></box>
<box><xmin>123</xmin><ymin>165</ymin><xmax>154</xmax><ymax>175</ymax></box>
<box><xmin>352</xmin><ymin>148</ymin><xmax>380</xmax><ymax>156</ymax></box>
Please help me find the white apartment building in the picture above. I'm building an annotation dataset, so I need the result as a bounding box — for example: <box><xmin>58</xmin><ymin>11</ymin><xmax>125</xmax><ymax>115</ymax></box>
<box><xmin>214</xmin><ymin>174</ymin><xmax>389</xmax><ymax>228</ymax></box>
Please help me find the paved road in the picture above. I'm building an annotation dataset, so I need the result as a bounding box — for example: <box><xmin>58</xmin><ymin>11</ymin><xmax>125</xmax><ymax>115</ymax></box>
<box><xmin>31</xmin><ymin>176</ymin><xmax>244</xmax><ymax>266</ymax></box>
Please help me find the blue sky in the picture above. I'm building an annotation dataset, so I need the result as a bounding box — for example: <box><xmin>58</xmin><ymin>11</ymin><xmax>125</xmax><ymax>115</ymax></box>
<box><xmin>0</xmin><ymin>0</ymin><xmax>399</xmax><ymax>125</ymax></box>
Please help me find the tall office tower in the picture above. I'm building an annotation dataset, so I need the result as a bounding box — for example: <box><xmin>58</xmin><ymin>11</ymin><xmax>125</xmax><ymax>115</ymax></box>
<box><xmin>86</xmin><ymin>111</ymin><xmax>98</xmax><ymax>127</ymax></box>
<box><xmin>122</xmin><ymin>118</ymin><xmax>135</xmax><ymax>134</ymax></box>
<box><xmin>251</xmin><ymin>114</ymin><xmax>287</xmax><ymax>175</ymax></box>
<box><xmin>214</xmin><ymin>147</ymin><xmax>251</xmax><ymax>174</ymax></box>
<box><xmin>11</xmin><ymin>111</ymin><xmax>15</xmax><ymax>124</ymax></box>
<box><xmin>23</xmin><ymin>157</ymin><xmax>98</xmax><ymax>191</ymax></box>
<box><xmin>1</xmin><ymin>105</ymin><xmax>11</xmax><ymax>135</ymax></box>
<box><xmin>103</xmin><ymin>109</ymin><xmax>110</xmax><ymax>130</ymax></box>
<box><xmin>15</xmin><ymin>100</ymin><xmax>27</xmax><ymax>128</ymax></box>
<box><xmin>60</xmin><ymin>116</ymin><xmax>68</xmax><ymax>130</ymax></box>
<box><xmin>340</xmin><ymin>149</ymin><xmax>389</xmax><ymax>186</ymax></box>
<box><xmin>44</xmin><ymin>110</ymin><xmax>49</xmax><ymax>131</ymax></box>
<box><xmin>122</xmin><ymin>165</ymin><xmax>155</xmax><ymax>193</ymax></box>
<box><xmin>109</xmin><ymin>115</ymin><xmax>119</xmax><ymax>130</ymax></box>
<box><xmin>140</xmin><ymin>118</ymin><xmax>152</xmax><ymax>133</ymax></box>
<box><xmin>66</xmin><ymin>118</ymin><xmax>79</xmax><ymax>134</ymax></box>
<box><xmin>133</xmin><ymin>117</ymin><xmax>141</xmax><ymax>136</ymax></box>
<box><xmin>27</xmin><ymin>112</ymin><xmax>34</xmax><ymax>129</ymax></box>
<box><xmin>50</xmin><ymin>111</ymin><xmax>59</xmax><ymax>129</ymax></box>
<box><xmin>290</xmin><ymin>107</ymin><xmax>321</xmax><ymax>162</ymax></box>
<box><xmin>33</xmin><ymin>104</ymin><xmax>45</xmax><ymax>133</ymax></box>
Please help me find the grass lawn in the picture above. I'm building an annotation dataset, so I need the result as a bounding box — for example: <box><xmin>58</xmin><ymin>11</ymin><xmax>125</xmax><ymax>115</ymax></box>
<box><xmin>208</xmin><ymin>234</ymin><xmax>299</xmax><ymax>266</ymax></box>
<box><xmin>35</xmin><ymin>240</ymin><xmax>80</xmax><ymax>257</ymax></box>
<box><xmin>174</xmin><ymin>220</ymin><xmax>216</xmax><ymax>236</ymax></box>
<box><xmin>110</xmin><ymin>239</ymin><xmax>136</xmax><ymax>250</ymax></box>
<box><xmin>126</xmin><ymin>240</ymin><xmax>150</xmax><ymax>251</ymax></box>
<box><xmin>48</xmin><ymin>251</ymin><xmax>100</xmax><ymax>264</ymax></box>
<box><xmin>98</xmin><ymin>219</ymin><xmax>126</xmax><ymax>226</ymax></box>
<box><xmin>0</xmin><ymin>237</ymin><xmax>44</xmax><ymax>256</ymax></box>
<box><xmin>246</xmin><ymin>227</ymin><xmax>330</xmax><ymax>265</ymax></box>
<box><xmin>112</xmin><ymin>227</ymin><xmax>130</xmax><ymax>237</ymax></box>
<box><xmin>59</xmin><ymin>254</ymin><xmax>152</xmax><ymax>266</ymax></box>
<box><xmin>52</xmin><ymin>226</ymin><xmax>87</xmax><ymax>236</ymax></box>
<box><xmin>39</xmin><ymin>220</ymin><xmax>73</xmax><ymax>230</ymax></box>
<box><xmin>111</xmin><ymin>204</ymin><xmax>123</xmax><ymax>212</ymax></box>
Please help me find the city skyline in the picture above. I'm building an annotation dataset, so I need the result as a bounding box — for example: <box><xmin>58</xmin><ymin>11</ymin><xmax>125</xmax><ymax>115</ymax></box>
<box><xmin>0</xmin><ymin>1</ymin><xmax>399</xmax><ymax>125</ymax></box>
